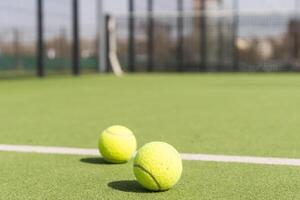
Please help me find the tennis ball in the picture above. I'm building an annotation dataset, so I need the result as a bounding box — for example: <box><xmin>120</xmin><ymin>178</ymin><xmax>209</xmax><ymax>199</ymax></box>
<box><xmin>133</xmin><ymin>142</ymin><xmax>182</xmax><ymax>191</ymax></box>
<box><xmin>98</xmin><ymin>125</ymin><xmax>137</xmax><ymax>163</ymax></box>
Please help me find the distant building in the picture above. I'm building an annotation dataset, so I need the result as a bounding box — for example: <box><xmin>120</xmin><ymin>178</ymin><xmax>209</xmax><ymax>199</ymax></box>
<box><xmin>193</xmin><ymin>0</ymin><xmax>201</xmax><ymax>11</ymax></box>
<box><xmin>193</xmin><ymin>0</ymin><xmax>223</xmax><ymax>11</ymax></box>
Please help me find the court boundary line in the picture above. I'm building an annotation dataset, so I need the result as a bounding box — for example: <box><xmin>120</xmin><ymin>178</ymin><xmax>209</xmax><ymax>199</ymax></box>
<box><xmin>1</xmin><ymin>144</ymin><xmax>300</xmax><ymax>167</ymax></box>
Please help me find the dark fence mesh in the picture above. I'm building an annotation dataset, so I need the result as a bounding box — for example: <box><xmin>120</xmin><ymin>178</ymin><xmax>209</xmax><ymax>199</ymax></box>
<box><xmin>0</xmin><ymin>0</ymin><xmax>98</xmax><ymax>77</ymax></box>
<box><xmin>238</xmin><ymin>12</ymin><xmax>300</xmax><ymax>71</ymax></box>
<box><xmin>1</xmin><ymin>0</ymin><xmax>300</xmax><ymax>77</ymax></box>
<box><xmin>80</xmin><ymin>0</ymin><xmax>98</xmax><ymax>73</ymax></box>
<box><xmin>114</xmin><ymin>12</ymin><xmax>235</xmax><ymax>72</ymax></box>
<box><xmin>44</xmin><ymin>0</ymin><xmax>72</xmax><ymax>74</ymax></box>
<box><xmin>0</xmin><ymin>0</ymin><xmax>36</xmax><ymax>76</ymax></box>
<box><xmin>113</xmin><ymin>10</ymin><xmax>300</xmax><ymax>72</ymax></box>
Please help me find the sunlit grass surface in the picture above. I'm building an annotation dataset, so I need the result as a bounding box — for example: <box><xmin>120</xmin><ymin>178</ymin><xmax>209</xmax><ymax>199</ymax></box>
<box><xmin>1</xmin><ymin>73</ymin><xmax>300</xmax><ymax>199</ymax></box>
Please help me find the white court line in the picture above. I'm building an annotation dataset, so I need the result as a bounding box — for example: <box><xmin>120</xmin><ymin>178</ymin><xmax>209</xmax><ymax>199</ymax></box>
<box><xmin>1</xmin><ymin>144</ymin><xmax>300</xmax><ymax>167</ymax></box>
<box><xmin>0</xmin><ymin>144</ymin><xmax>99</xmax><ymax>156</ymax></box>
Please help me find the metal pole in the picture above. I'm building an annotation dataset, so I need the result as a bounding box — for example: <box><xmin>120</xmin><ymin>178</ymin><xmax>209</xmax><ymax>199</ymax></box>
<box><xmin>37</xmin><ymin>0</ymin><xmax>44</xmax><ymax>77</ymax></box>
<box><xmin>294</xmin><ymin>0</ymin><xmax>300</xmax><ymax>61</ymax></box>
<box><xmin>97</xmin><ymin>0</ymin><xmax>107</xmax><ymax>72</ymax></box>
<box><xmin>177</xmin><ymin>0</ymin><xmax>184</xmax><ymax>72</ymax></box>
<box><xmin>147</xmin><ymin>0</ymin><xmax>154</xmax><ymax>72</ymax></box>
<box><xmin>200</xmin><ymin>0</ymin><xmax>207</xmax><ymax>71</ymax></box>
<box><xmin>128</xmin><ymin>0</ymin><xmax>135</xmax><ymax>72</ymax></box>
<box><xmin>72</xmin><ymin>0</ymin><xmax>80</xmax><ymax>75</ymax></box>
<box><xmin>105</xmin><ymin>15</ymin><xmax>111</xmax><ymax>72</ymax></box>
<box><xmin>217</xmin><ymin>0</ymin><xmax>224</xmax><ymax>70</ymax></box>
<box><xmin>232</xmin><ymin>0</ymin><xmax>239</xmax><ymax>71</ymax></box>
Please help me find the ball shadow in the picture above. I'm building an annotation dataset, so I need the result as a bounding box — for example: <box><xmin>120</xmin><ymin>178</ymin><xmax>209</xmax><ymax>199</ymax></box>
<box><xmin>80</xmin><ymin>157</ymin><xmax>112</xmax><ymax>165</ymax></box>
<box><xmin>108</xmin><ymin>180</ymin><xmax>152</xmax><ymax>193</ymax></box>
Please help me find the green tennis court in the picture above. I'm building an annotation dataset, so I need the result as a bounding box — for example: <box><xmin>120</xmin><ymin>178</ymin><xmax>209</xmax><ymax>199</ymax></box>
<box><xmin>1</xmin><ymin>74</ymin><xmax>300</xmax><ymax>199</ymax></box>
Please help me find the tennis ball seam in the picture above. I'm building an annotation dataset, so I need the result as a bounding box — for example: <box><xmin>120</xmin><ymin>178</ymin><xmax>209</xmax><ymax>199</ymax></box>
<box><xmin>134</xmin><ymin>164</ymin><xmax>161</xmax><ymax>191</ymax></box>
<box><xmin>105</xmin><ymin>129</ymin><xmax>134</xmax><ymax>137</ymax></box>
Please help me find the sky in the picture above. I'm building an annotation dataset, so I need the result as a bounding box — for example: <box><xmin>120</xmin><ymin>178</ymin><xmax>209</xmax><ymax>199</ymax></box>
<box><xmin>0</xmin><ymin>0</ymin><xmax>298</xmax><ymax>41</ymax></box>
<box><xmin>80</xmin><ymin>0</ymin><xmax>298</xmax><ymax>38</ymax></box>
<box><xmin>0</xmin><ymin>0</ymin><xmax>297</xmax><ymax>25</ymax></box>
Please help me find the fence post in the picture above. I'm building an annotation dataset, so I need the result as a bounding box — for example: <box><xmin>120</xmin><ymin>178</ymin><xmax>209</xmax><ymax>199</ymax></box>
<box><xmin>200</xmin><ymin>0</ymin><xmax>207</xmax><ymax>71</ymax></box>
<box><xmin>72</xmin><ymin>0</ymin><xmax>80</xmax><ymax>75</ymax></box>
<box><xmin>232</xmin><ymin>0</ymin><xmax>239</xmax><ymax>71</ymax></box>
<box><xmin>97</xmin><ymin>0</ymin><xmax>107</xmax><ymax>72</ymax></box>
<box><xmin>293</xmin><ymin>0</ymin><xmax>300</xmax><ymax>61</ymax></box>
<box><xmin>147</xmin><ymin>0</ymin><xmax>154</xmax><ymax>72</ymax></box>
<box><xmin>177</xmin><ymin>0</ymin><xmax>184</xmax><ymax>72</ymax></box>
<box><xmin>105</xmin><ymin>15</ymin><xmax>111</xmax><ymax>72</ymax></box>
<box><xmin>217</xmin><ymin>0</ymin><xmax>224</xmax><ymax>70</ymax></box>
<box><xmin>128</xmin><ymin>0</ymin><xmax>135</xmax><ymax>72</ymax></box>
<box><xmin>37</xmin><ymin>0</ymin><xmax>44</xmax><ymax>77</ymax></box>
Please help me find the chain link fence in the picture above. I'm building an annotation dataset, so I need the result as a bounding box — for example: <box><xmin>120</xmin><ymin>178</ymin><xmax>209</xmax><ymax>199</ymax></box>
<box><xmin>0</xmin><ymin>0</ymin><xmax>300</xmax><ymax>78</ymax></box>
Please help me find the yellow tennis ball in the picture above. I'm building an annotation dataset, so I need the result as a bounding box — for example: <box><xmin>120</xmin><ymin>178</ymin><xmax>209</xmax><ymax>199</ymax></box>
<box><xmin>98</xmin><ymin>125</ymin><xmax>137</xmax><ymax>163</ymax></box>
<box><xmin>133</xmin><ymin>142</ymin><xmax>182</xmax><ymax>191</ymax></box>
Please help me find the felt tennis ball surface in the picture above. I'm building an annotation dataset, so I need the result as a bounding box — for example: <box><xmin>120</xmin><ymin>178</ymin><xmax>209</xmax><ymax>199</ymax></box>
<box><xmin>133</xmin><ymin>142</ymin><xmax>182</xmax><ymax>191</ymax></box>
<box><xmin>98</xmin><ymin>125</ymin><xmax>137</xmax><ymax>163</ymax></box>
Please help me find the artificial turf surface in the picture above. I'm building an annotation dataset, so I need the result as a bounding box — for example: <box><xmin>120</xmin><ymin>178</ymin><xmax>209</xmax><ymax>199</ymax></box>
<box><xmin>1</xmin><ymin>74</ymin><xmax>300</xmax><ymax>199</ymax></box>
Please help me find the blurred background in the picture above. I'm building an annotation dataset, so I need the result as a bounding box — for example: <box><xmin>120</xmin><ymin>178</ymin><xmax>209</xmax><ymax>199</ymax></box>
<box><xmin>0</xmin><ymin>0</ymin><xmax>300</xmax><ymax>77</ymax></box>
